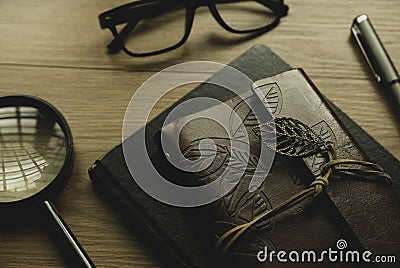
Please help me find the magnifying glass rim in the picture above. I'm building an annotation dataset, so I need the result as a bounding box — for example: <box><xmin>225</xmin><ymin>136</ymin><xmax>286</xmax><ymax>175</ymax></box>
<box><xmin>0</xmin><ymin>94</ymin><xmax>74</xmax><ymax>209</ymax></box>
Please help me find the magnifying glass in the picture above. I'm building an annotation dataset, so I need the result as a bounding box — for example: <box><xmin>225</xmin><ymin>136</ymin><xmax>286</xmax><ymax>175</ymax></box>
<box><xmin>0</xmin><ymin>95</ymin><xmax>95</xmax><ymax>267</ymax></box>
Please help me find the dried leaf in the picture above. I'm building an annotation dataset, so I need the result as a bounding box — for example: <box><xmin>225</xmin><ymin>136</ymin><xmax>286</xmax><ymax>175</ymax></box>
<box><xmin>253</xmin><ymin>117</ymin><xmax>327</xmax><ymax>157</ymax></box>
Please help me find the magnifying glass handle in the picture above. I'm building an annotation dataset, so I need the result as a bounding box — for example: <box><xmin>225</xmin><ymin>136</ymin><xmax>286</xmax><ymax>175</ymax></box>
<box><xmin>43</xmin><ymin>200</ymin><xmax>96</xmax><ymax>268</ymax></box>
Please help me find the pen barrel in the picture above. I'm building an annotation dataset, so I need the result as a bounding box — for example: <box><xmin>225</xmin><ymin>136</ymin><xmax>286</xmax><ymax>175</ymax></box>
<box><xmin>387</xmin><ymin>82</ymin><xmax>400</xmax><ymax>114</ymax></box>
<box><xmin>352</xmin><ymin>15</ymin><xmax>399</xmax><ymax>85</ymax></box>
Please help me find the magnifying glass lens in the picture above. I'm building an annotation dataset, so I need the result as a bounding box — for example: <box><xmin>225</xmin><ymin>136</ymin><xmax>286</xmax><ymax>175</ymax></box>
<box><xmin>0</xmin><ymin>105</ymin><xmax>67</xmax><ymax>203</ymax></box>
<box><xmin>0</xmin><ymin>95</ymin><xmax>94</xmax><ymax>267</ymax></box>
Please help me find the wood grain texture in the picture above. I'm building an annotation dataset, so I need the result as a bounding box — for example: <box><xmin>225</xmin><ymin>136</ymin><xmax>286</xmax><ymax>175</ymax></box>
<box><xmin>0</xmin><ymin>0</ymin><xmax>399</xmax><ymax>267</ymax></box>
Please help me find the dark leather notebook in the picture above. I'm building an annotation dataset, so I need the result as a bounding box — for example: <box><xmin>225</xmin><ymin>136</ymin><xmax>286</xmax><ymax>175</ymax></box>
<box><xmin>88</xmin><ymin>45</ymin><xmax>400</xmax><ymax>268</ymax></box>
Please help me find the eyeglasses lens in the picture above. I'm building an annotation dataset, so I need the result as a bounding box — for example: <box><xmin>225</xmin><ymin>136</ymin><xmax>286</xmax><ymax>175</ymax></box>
<box><xmin>216</xmin><ymin>0</ymin><xmax>282</xmax><ymax>31</ymax></box>
<box><xmin>124</xmin><ymin>3</ymin><xmax>187</xmax><ymax>54</ymax></box>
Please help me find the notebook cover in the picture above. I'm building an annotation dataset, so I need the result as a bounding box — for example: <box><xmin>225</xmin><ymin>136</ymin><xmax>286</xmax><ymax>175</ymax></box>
<box><xmin>88</xmin><ymin>45</ymin><xmax>400</xmax><ymax>267</ymax></box>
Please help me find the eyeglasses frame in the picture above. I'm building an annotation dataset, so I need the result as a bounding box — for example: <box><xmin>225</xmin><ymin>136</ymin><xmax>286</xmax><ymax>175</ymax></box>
<box><xmin>99</xmin><ymin>0</ymin><xmax>288</xmax><ymax>57</ymax></box>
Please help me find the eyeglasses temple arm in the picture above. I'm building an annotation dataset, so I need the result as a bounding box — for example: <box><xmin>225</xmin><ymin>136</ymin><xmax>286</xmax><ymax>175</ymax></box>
<box><xmin>107</xmin><ymin>20</ymin><xmax>138</xmax><ymax>54</ymax></box>
<box><xmin>99</xmin><ymin>0</ymin><xmax>182</xmax><ymax>29</ymax></box>
<box><xmin>210</xmin><ymin>0</ymin><xmax>288</xmax><ymax>17</ymax></box>
<box><xmin>258</xmin><ymin>0</ymin><xmax>288</xmax><ymax>16</ymax></box>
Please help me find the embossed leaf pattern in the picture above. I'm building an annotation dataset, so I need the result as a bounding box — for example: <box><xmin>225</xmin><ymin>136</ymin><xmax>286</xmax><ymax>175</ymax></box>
<box><xmin>253</xmin><ymin>117</ymin><xmax>327</xmax><ymax>157</ymax></box>
<box><xmin>182</xmin><ymin>141</ymin><xmax>217</xmax><ymax>171</ymax></box>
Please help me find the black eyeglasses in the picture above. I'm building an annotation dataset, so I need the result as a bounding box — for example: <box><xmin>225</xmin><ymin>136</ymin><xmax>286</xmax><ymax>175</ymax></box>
<box><xmin>99</xmin><ymin>0</ymin><xmax>288</xmax><ymax>57</ymax></box>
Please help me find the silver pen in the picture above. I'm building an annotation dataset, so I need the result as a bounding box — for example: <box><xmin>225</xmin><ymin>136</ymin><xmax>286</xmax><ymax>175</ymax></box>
<box><xmin>351</xmin><ymin>14</ymin><xmax>400</xmax><ymax>116</ymax></box>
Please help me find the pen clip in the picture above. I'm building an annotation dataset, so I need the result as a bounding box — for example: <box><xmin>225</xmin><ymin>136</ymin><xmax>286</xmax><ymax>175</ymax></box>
<box><xmin>351</xmin><ymin>21</ymin><xmax>382</xmax><ymax>83</ymax></box>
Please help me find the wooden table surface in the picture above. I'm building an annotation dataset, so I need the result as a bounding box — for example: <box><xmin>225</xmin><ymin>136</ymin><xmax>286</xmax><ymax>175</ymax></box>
<box><xmin>0</xmin><ymin>0</ymin><xmax>399</xmax><ymax>267</ymax></box>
